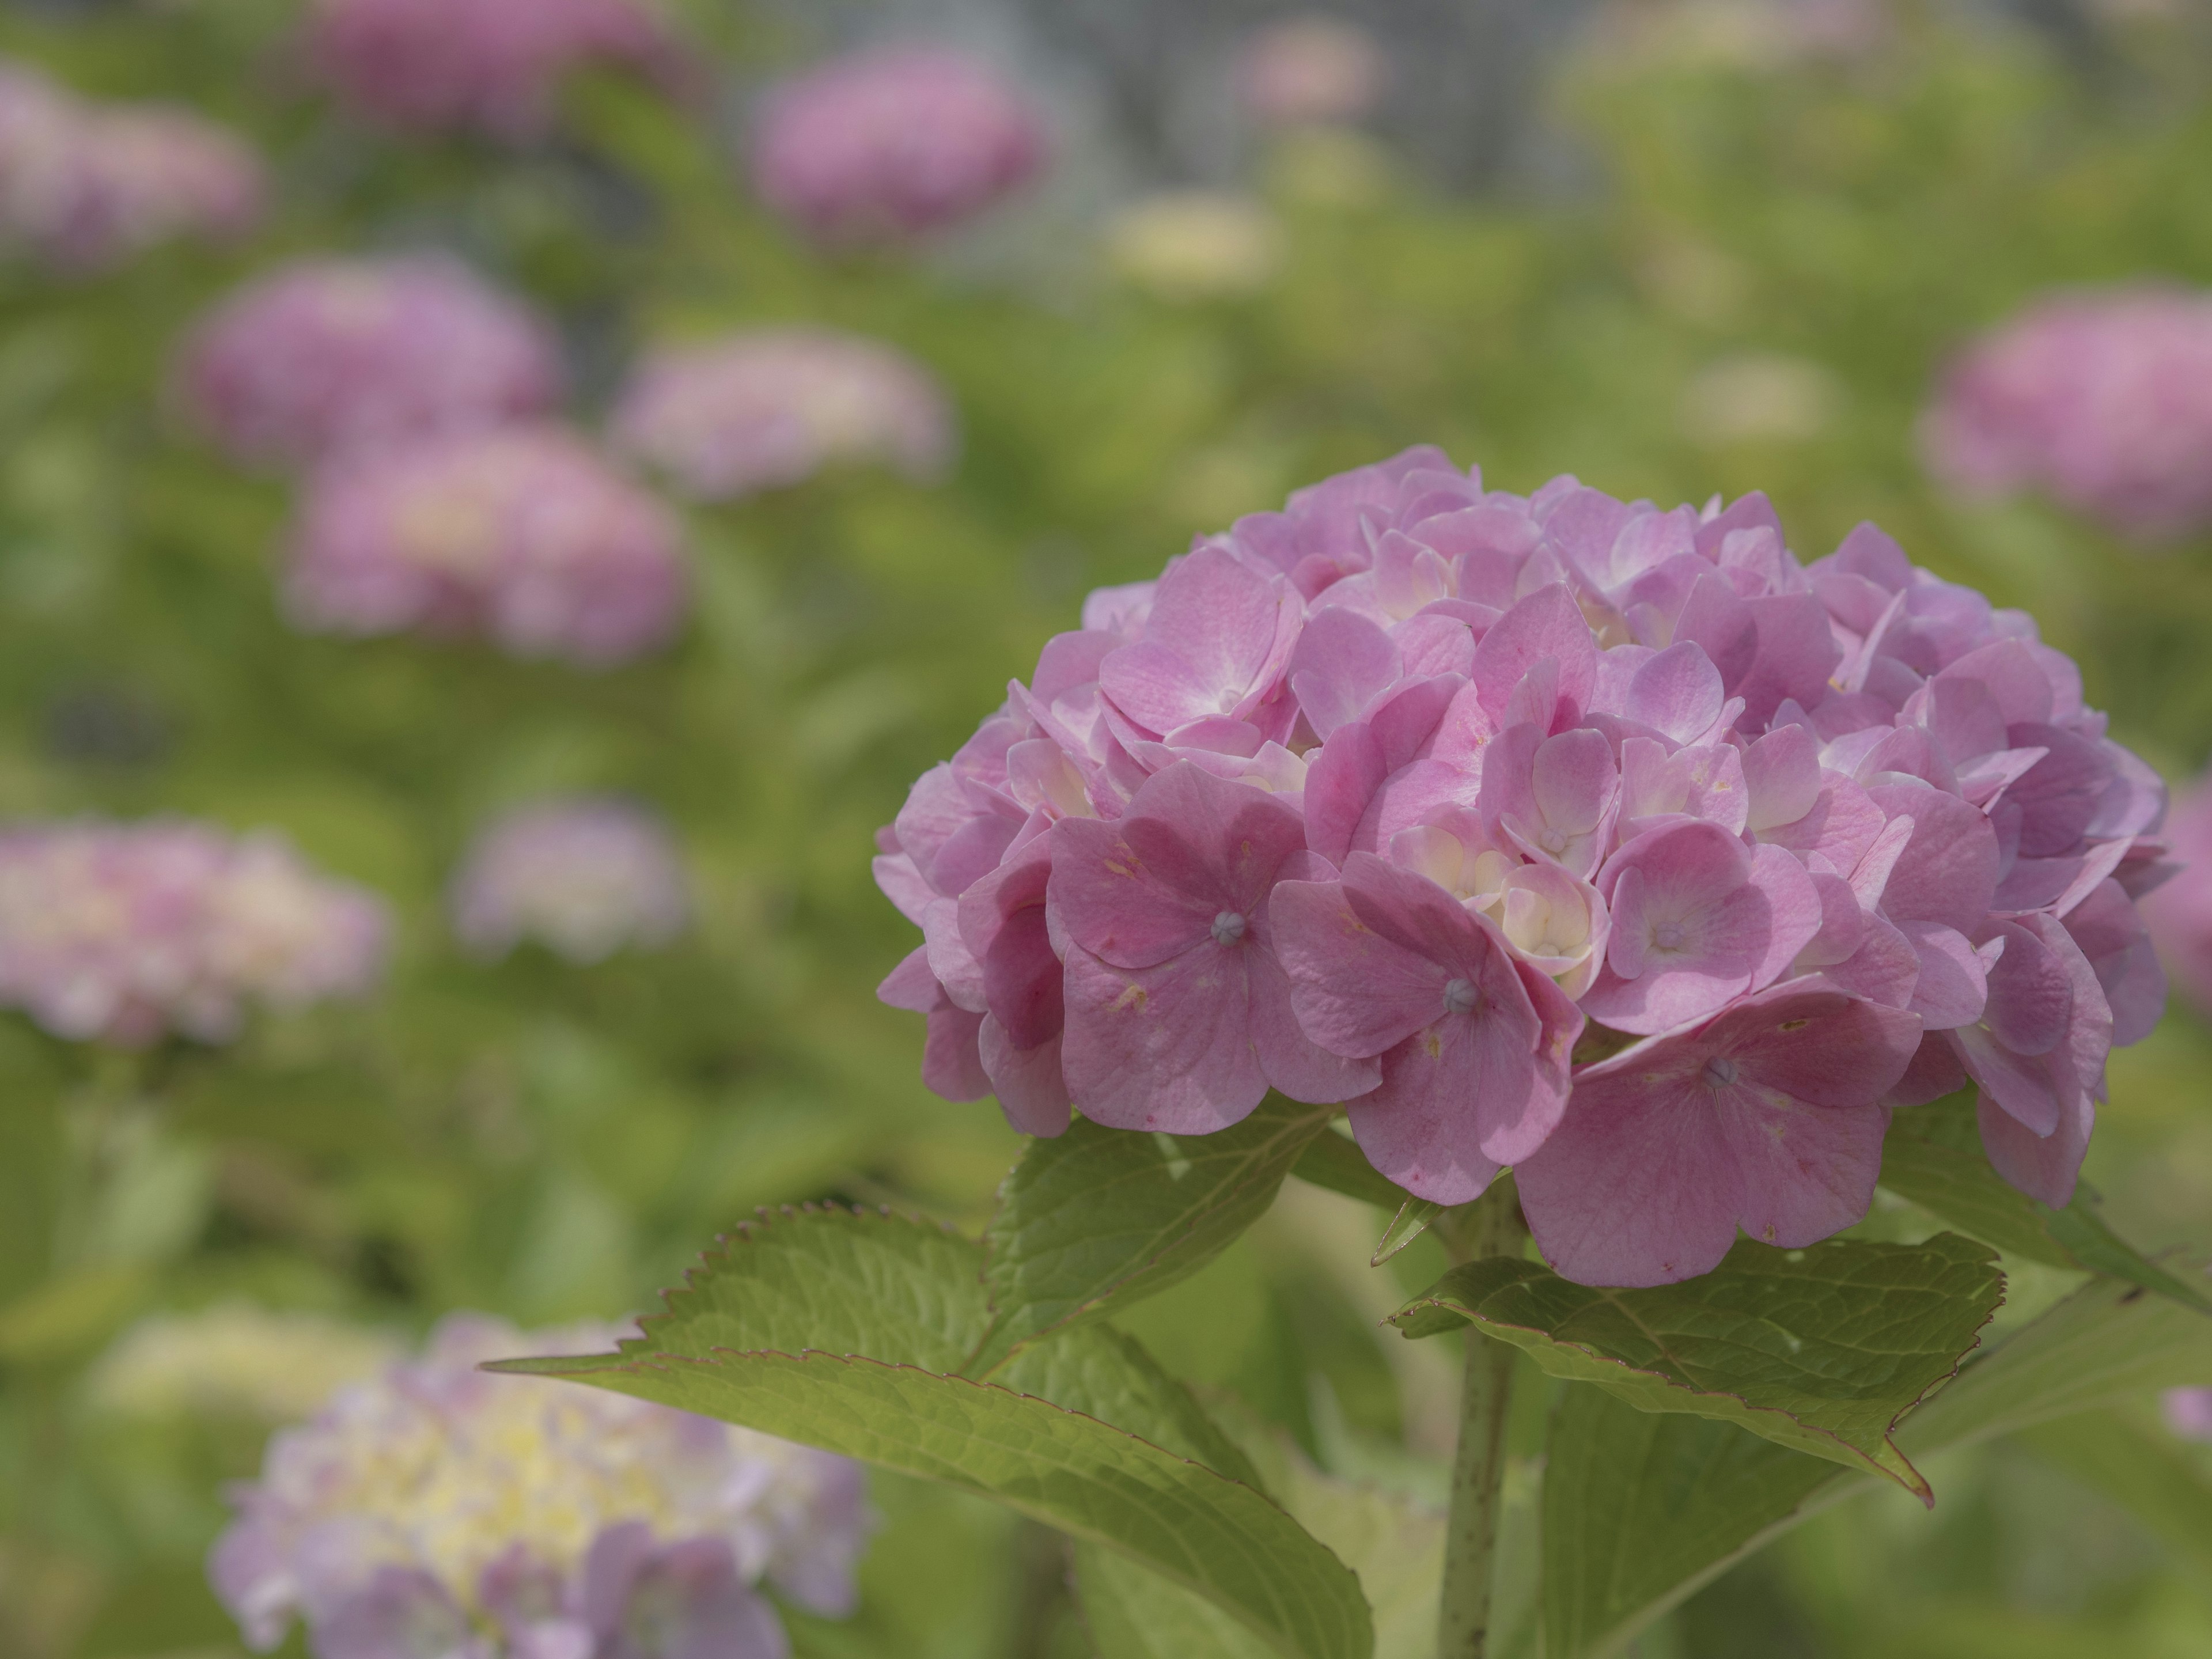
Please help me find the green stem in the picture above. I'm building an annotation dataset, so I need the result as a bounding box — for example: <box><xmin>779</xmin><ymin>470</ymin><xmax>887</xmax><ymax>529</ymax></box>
<box><xmin>1435</xmin><ymin>1180</ymin><xmax>1523</xmax><ymax>1659</ymax></box>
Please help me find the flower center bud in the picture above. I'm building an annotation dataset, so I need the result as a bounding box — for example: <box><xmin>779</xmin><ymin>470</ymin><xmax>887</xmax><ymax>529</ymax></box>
<box><xmin>1540</xmin><ymin>827</ymin><xmax>1569</xmax><ymax>855</ymax></box>
<box><xmin>1703</xmin><ymin>1056</ymin><xmax>1740</xmax><ymax>1090</ymax></box>
<box><xmin>1210</xmin><ymin>910</ymin><xmax>1248</xmax><ymax>947</ymax></box>
<box><xmin>1652</xmin><ymin>920</ymin><xmax>1686</xmax><ymax>951</ymax></box>
<box><xmin>1442</xmin><ymin>978</ymin><xmax>1480</xmax><ymax>1017</ymax></box>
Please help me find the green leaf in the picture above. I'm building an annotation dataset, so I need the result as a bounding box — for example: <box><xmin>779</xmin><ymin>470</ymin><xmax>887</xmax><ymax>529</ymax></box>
<box><xmin>1540</xmin><ymin>1264</ymin><xmax>2212</xmax><ymax>1659</ymax></box>
<box><xmin>1289</xmin><ymin>1124</ymin><xmax>1410</xmax><ymax>1210</ymax></box>
<box><xmin>1370</xmin><ymin>1197</ymin><xmax>1448</xmax><ymax>1267</ymax></box>
<box><xmin>1075</xmin><ymin>1422</ymin><xmax>1445</xmax><ymax>1659</ymax></box>
<box><xmin>2014</xmin><ymin>1411</ymin><xmax>2212</xmax><ymax>1581</ymax></box>
<box><xmin>968</xmin><ymin>1099</ymin><xmax>1335</xmax><ymax>1376</ymax></box>
<box><xmin>1075</xmin><ymin>1541</ymin><xmax>1279</xmax><ymax>1659</ymax></box>
<box><xmin>1391</xmin><ymin>1234</ymin><xmax>2002</xmax><ymax>1498</ymax></box>
<box><xmin>491</xmin><ymin>1206</ymin><xmax>1370</xmax><ymax>1659</ymax></box>
<box><xmin>509</xmin><ymin>1349</ymin><xmax>1368</xmax><ymax>1659</ymax></box>
<box><xmin>1880</xmin><ymin>1094</ymin><xmax>2212</xmax><ymax>1315</ymax></box>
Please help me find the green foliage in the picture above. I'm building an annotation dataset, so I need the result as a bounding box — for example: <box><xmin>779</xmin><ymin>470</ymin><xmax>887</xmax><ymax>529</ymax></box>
<box><xmin>498</xmin><ymin>1207</ymin><xmax>1371</xmax><ymax>1659</ymax></box>
<box><xmin>1540</xmin><ymin>1264</ymin><xmax>2212</xmax><ymax>1658</ymax></box>
<box><xmin>972</xmin><ymin>1097</ymin><xmax>1335</xmax><ymax>1376</ymax></box>
<box><xmin>1391</xmin><ymin>1236</ymin><xmax>2005</xmax><ymax>1496</ymax></box>
<box><xmin>1881</xmin><ymin>1094</ymin><xmax>2212</xmax><ymax>1314</ymax></box>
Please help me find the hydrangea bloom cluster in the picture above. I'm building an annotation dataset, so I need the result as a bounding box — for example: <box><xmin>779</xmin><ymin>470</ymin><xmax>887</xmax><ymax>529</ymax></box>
<box><xmin>0</xmin><ymin>60</ymin><xmax>262</xmax><ymax>272</ymax></box>
<box><xmin>176</xmin><ymin>256</ymin><xmax>563</xmax><ymax>470</ymax></box>
<box><xmin>211</xmin><ymin>1314</ymin><xmax>869</xmax><ymax>1659</ymax></box>
<box><xmin>876</xmin><ymin>447</ymin><xmax>2169</xmax><ymax>1286</ymax></box>
<box><xmin>287</xmin><ymin>426</ymin><xmax>687</xmax><ymax>666</ymax></box>
<box><xmin>1922</xmin><ymin>285</ymin><xmax>2212</xmax><ymax>542</ymax></box>
<box><xmin>91</xmin><ymin>1304</ymin><xmax>401</xmax><ymax>1424</ymax></box>
<box><xmin>302</xmin><ymin>0</ymin><xmax>680</xmax><ymax>140</ymax></box>
<box><xmin>2143</xmin><ymin>768</ymin><xmax>2212</xmax><ymax>1014</ymax></box>
<box><xmin>0</xmin><ymin>819</ymin><xmax>388</xmax><ymax>1046</ymax></box>
<box><xmin>751</xmin><ymin>48</ymin><xmax>1047</xmax><ymax>247</ymax></box>
<box><xmin>1233</xmin><ymin>17</ymin><xmax>1390</xmax><ymax>129</ymax></box>
<box><xmin>450</xmin><ymin>798</ymin><xmax>690</xmax><ymax>963</ymax></box>
<box><xmin>611</xmin><ymin>328</ymin><xmax>956</xmax><ymax>502</ymax></box>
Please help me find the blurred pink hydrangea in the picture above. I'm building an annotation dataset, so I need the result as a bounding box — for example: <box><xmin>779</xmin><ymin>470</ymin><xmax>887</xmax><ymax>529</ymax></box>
<box><xmin>2168</xmin><ymin>1388</ymin><xmax>2212</xmax><ymax>1441</ymax></box>
<box><xmin>0</xmin><ymin>60</ymin><xmax>262</xmax><ymax>272</ymax></box>
<box><xmin>286</xmin><ymin>426</ymin><xmax>687</xmax><ymax>666</ymax></box>
<box><xmin>176</xmin><ymin>256</ymin><xmax>563</xmax><ymax>470</ymax></box>
<box><xmin>211</xmin><ymin>1313</ymin><xmax>869</xmax><ymax>1659</ymax></box>
<box><xmin>0</xmin><ymin>819</ymin><xmax>388</xmax><ymax>1046</ymax></box>
<box><xmin>877</xmin><ymin>446</ymin><xmax>2171</xmax><ymax>1287</ymax></box>
<box><xmin>302</xmin><ymin>0</ymin><xmax>682</xmax><ymax>140</ymax></box>
<box><xmin>751</xmin><ymin>47</ymin><xmax>1047</xmax><ymax>246</ymax></box>
<box><xmin>450</xmin><ymin>797</ymin><xmax>689</xmax><ymax>963</ymax></box>
<box><xmin>611</xmin><ymin>327</ymin><xmax>956</xmax><ymax>502</ymax></box>
<box><xmin>1922</xmin><ymin>285</ymin><xmax>2212</xmax><ymax>542</ymax></box>
<box><xmin>2142</xmin><ymin>769</ymin><xmax>2212</xmax><ymax>1013</ymax></box>
<box><xmin>1234</xmin><ymin>17</ymin><xmax>1390</xmax><ymax>128</ymax></box>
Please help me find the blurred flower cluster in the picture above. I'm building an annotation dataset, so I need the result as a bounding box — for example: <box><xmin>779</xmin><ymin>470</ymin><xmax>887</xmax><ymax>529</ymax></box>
<box><xmin>0</xmin><ymin>819</ymin><xmax>387</xmax><ymax>1046</ymax></box>
<box><xmin>450</xmin><ymin>798</ymin><xmax>690</xmax><ymax>963</ymax></box>
<box><xmin>0</xmin><ymin>58</ymin><xmax>260</xmax><ymax>271</ymax></box>
<box><xmin>212</xmin><ymin>1315</ymin><xmax>869</xmax><ymax>1658</ymax></box>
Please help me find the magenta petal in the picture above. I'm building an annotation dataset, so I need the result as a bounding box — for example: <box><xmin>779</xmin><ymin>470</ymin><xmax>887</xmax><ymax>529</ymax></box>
<box><xmin>1471</xmin><ymin>584</ymin><xmax>1596</xmax><ymax>725</ymax></box>
<box><xmin>922</xmin><ymin>1005</ymin><xmax>990</xmax><ymax>1101</ymax></box>
<box><xmin>1516</xmin><ymin>1071</ymin><xmax>1744</xmax><ymax>1287</ymax></box>
<box><xmin>1046</xmin><ymin>815</ymin><xmax>1210</xmax><ymax>969</ymax></box>
<box><xmin>877</xmin><ymin>946</ymin><xmax>942</xmax><ymax>1013</ymax></box>
<box><xmin>1243</xmin><ymin>941</ymin><xmax>1381</xmax><ymax>1105</ymax></box>
<box><xmin>1898</xmin><ymin>919</ymin><xmax>1989</xmax><ymax>1031</ymax></box>
<box><xmin>1868</xmin><ymin>783</ymin><xmax>2002</xmax><ymax>936</ymax></box>
<box><xmin>1623</xmin><ymin>641</ymin><xmax>1725</xmax><ymax>745</ymax></box>
<box><xmin>979</xmin><ymin>1019</ymin><xmax>1074</xmax><ymax>1137</ymax></box>
<box><xmin>1978</xmin><ymin>1085</ymin><xmax>2092</xmax><ymax>1209</ymax></box>
<box><xmin>1271</xmin><ymin>877</ymin><xmax>1484</xmax><ymax>1057</ymax></box>
<box><xmin>1718</xmin><ymin>1088</ymin><xmax>1891</xmax><ymax>1251</ymax></box>
<box><xmin>1288</xmin><ymin>607</ymin><xmax>1400</xmax><ymax>740</ymax></box>
<box><xmin>1059</xmin><ymin>941</ymin><xmax>1264</xmax><ymax>1132</ymax></box>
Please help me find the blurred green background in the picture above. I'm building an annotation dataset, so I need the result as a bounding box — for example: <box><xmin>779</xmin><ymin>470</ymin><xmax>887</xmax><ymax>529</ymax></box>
<box><xmin>3</xmin><ymin>2</ymin><xmax>2211</xmax><ymax>1656</ymax></box>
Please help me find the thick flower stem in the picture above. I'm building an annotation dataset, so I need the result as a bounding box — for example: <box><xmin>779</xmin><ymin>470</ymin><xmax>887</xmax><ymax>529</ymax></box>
<box><xmin>1435</xmin><ymin>1182</ymin><xmax>1523</xmax><ymax>1659</ymax></box>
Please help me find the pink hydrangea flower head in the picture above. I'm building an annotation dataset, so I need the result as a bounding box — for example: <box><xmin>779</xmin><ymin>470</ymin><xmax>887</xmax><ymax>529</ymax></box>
<box><xmin>2145</xmin><ymin>770</ymin><xmax>2212</xmax><ymax>1013</ymax></box>
<box><xmin>876</xmin><ymin>446</ymin><xmax>2168</xmax><ymax>1283</ymax></box>
<box><xmin>1923</xmin><ymin>285</ymin><xmax>2212</xmax><ymax>542</ymax></box>
<box><xmin>176</xmin><ymin>256</ymin><xmax>563</xmax><ymax>470</ymax></box>
<box><xmin>2167</xmin><ymin>1387</ymin><xmax>2212</xmax><ymax>1442</ymax></box>
<box><xmin>751</xmin><ymin>47</ymin><xmax>1048</xmax><ymax>247</ymax></box>
<box><xmin>450</xmin><ymin>797</ymin><xmax>689</xmax><ymax>963</ymax></box>
<box><xmin>209</xmin><ymin>1313</ymin><xmax>869</xmax><ymax>1658</ymax></box>
<box><xmin>1234</xmin><ymin>17</ymin><xmax>1390</xmax><ymax>128</ymax></box>
<box><xmin>0</xmin><ymin>818</ymin><xmax>388</xmax><ymax>1046</ymax></box>
<box><xmin>611</xmin><ymin>327</ymin><xmax>956</xmax><ymax>501</ymax></box>
<box><xmin>286</xmin><ymin>425</ymin><xmax>687</xmax><ymax>666</ymax></box>
<box><xmin>304</xmin><ymin>0</ymin><xmax>683</xmax><ymax>140</ymax></box>
<box><xmin>0</xmin><ymin>61</ymin><xmax>263</xmax><ymax>272</ymax></box>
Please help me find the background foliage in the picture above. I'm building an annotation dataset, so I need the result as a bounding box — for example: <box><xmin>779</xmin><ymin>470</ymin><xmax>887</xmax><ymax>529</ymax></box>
<box><xmin>2</xmin><ymin>2</ymin><xmax>2211</xmax><ymax>1656</ymax></box>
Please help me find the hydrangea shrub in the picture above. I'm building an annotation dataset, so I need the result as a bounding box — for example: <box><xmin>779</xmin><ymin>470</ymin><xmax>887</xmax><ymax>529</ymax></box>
<box><xmin>449</xmin><ymin>797</ymin><xmax>690</xmax><ymax>963</ymax></box>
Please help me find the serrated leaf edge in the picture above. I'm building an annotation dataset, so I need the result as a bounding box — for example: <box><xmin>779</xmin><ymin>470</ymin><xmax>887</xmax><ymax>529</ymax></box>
<box><xmin>1386</xmin><ymin>1252</ymin><xmax>2007</xmax><ymax>1505</ymax></box>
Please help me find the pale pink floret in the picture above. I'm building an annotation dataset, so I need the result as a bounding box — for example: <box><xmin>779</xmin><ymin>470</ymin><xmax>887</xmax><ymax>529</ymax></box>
<box><xmin>449</xmin><ymin>797</ymin><xmax>688</xmax><ymax>964</ymax></box>
<box><xmin>611</xmin><ymin>327</ymin><xmax>956</xmax><ymax>501</ymax></box>
<box><xmin>2166</xmin><ymin>1388</ymin><xmax>2212</xmax><ymax>1443</ymax></box>
<box><xmin>874</xmin><ymin>444</ymin><xmax>2171</xmax><ymax>1284</ymax></box>
<box><xmin>0</xmin><ymin>819</ymin><xmax>387</xmax><ymax>1046</ymax></box>
<box><xmin>176</xmin><ymin>256</ymin><xmax>562</xmax><ymax>471</ymax></box>
<box><xmin>0</xmin><ymin>61</ymin><xmax>263</xmax><ymax>272</ymax></box>
<box><xmin>1274</xmin><ymin>854</ymin><xmax>1577</xmax><ymax>1203</ymax></box>
<box><xmin>1923</xmin><ymin>285</ymin><xmax>2212</xmax><ymax>542</ymax></box>
<box><xmin>1516</xmin><ymin>980</ymin><xmax>1921</xmax><ymax>1286</ymax></box>
<box><xmin>1049</xmin><ymin>762</ymin><xmax>1376</xmax><ymax>1132</ymax></box>
<box><xmin>304</xmin><ymin>0</ymin><xmax>681</xmax><ymax>140</ymax></box>
<box><xmin>1233</xmin><ymin>17</ymin><xmax>1389</xmax><ymax>129</ymax></box>
<box><xmin>751</xmin><ymin>47</ymin><xmax>1047</xmax><ymax>246</ymax></box>
<box><xmin>286</xmin><ymin>426</ymin><xmax>686</xmax><ymax>666</ymax></box>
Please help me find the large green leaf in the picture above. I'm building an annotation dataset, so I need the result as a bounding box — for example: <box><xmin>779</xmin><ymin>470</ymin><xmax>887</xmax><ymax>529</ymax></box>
<box><xmin>1075</xmin><ymin>1423</ymin><xmax>1446</xmax><ymax>1659</ymax></box>
<box><xmin>1390</xmin><ymin>1235</ymin><xmax>2002</xmax><ymax>1497</ymax></box>
<box><xmin>491</xmin><ymin>1206</ymin><xmax>1369</xmax><ymax>1659</ymax></box>
<box><xmin>1881</xmin><ymin>1095</ymin><xmax>2212</xmax><ymax>1315</ymax></box>
<box><xmin>1540</xmin><ymin>1266</ymin><xmax>2212</xmax><ymax>1659</ymax></box>
<box><xmin>968</xmin><ymin>1099</ymin><xmax>1334</xmax><ymax>1376</ymax></box>
<box><xmin>1289</xmin><ymin>1124</ymin><xmax>1411</xmax><ymax>1210</ymax></box>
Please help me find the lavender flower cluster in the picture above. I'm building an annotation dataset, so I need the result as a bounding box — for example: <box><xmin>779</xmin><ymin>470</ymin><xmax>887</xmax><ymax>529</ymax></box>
<box><xmin>1922</xmin><ymin>285</ymin><xmax>2212</xmax><ymax>543</ymax></box>
<box><xmin>302</xmin><ymin>0</ymin><xmax>680</xmax><ymax>139</ymax></box>
<box><xmin>0</xmin><ymin>819</ymin><xmax>388</xmax><ymax>1046</ymax></box>
<box><xmin>877</xmin><ymin>448</ymin><xmax>2169</xmax><ymax>1286</ymax></box>
<box><xmin>450</xmin><ymin>798</ymin><xmax>690</xmax><ymax>963</ymax></box>
<box><xmin>0</xmin><ymin>59</ymin><xmax>261</xmax><ymax>271</ymax></box>
<box><xmin>213</xmin><ymin>1315</ymin><xmax>869</xmax><ymax>1659</ymax></box>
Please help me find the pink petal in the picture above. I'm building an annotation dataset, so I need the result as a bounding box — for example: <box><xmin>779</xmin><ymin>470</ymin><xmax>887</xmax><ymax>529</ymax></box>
<box><xmin>1471</xmin><ymin>584</ymin><xmax>1596</xmax><ymax>726</ymax></box>
<box><xmin>1897</xmin><ymin>919</ymin><xmax>1989</xmax><ymax>1031</ymax></box>
<box><xmin>1719</xmin><ymin>1085</ymin><xmax>1891</xmax><ymax>1251</ymax></box>
<box><xmin>979</xmin><ymin>1019</ymin><xmax>1073</xmax><ymax>1137</ymax></box>
<box><xmin>1243</xmin><ymin>941</ymin><xmax>1383</xmax><ymax>1105</ymax></box>
<box><xmin>1867</xmin><ymin>783</ymin><xmax>2001</xmax><ymax>936</ymax></box>
<box><xmin>1271</xmin><ymin>878</ymin><xmax>1450</xmax><ymax>1058</ymax></box>
<box><xmin>1287</xmin><ymin>607</ymin><xmax>1401</xmax><ymax>740</ymax></box>
<box><xmin>1059</xmin><ymin>941</ymin><xmax>1264</xmax><ymax>1132</ymax></box>
<box><xmin>922</xmin><ymin>1004</ymin><xmax>990</xmax><ymax>1101</ymax></box>
<box><xmin>1623</xmin><ymin>641</ymin><xmax>1725</xmax><ymax>745</ymax></box>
